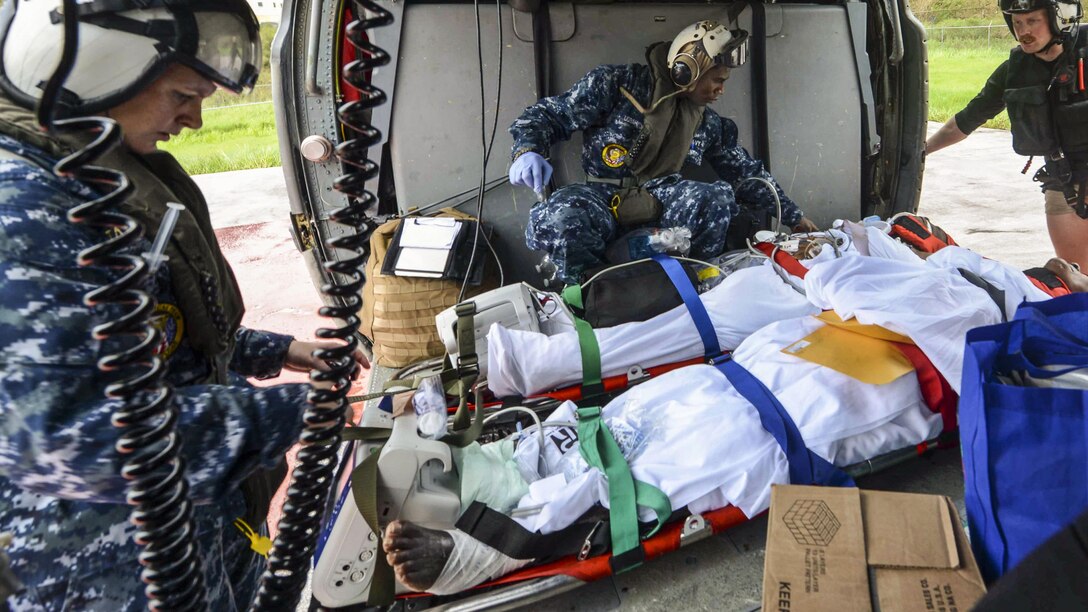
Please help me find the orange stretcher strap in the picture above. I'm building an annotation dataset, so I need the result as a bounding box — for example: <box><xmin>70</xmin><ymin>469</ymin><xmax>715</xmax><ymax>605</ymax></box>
<box><xmin>752</xmin><ymin>241</ymin><xmax>810</xmax><ymax>279</ymax></box>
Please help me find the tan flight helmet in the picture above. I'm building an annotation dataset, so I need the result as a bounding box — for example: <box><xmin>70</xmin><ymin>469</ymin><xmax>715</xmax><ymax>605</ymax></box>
<box><xmin>666</xmin><ymin>20</ymin><xmax>750</xmax><ymax>91</ymax></box>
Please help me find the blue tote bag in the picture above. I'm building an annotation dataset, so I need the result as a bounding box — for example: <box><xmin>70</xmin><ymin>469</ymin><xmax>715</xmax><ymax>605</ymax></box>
<box><xmin>960</xmin><ymin>293</ymin><xmax>1088</xmax><ymax>583</ymax></box>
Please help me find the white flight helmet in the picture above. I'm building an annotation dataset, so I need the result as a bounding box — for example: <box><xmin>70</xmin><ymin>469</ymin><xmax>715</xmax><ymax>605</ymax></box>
<box><xmin>0</xmin><ymin>0</ymin><xmax>261</xmax><ymax>115</ymax></box>
<box><xmin>667</xmin><ymin>20</ymin><xmax>750</xmax><ymax>90</ymax></box>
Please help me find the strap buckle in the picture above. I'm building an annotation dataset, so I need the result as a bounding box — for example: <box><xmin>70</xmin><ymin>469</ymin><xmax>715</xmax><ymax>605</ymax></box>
<box><xmin>578</xmin><ymin>521</ymin><xmax>604</xmax><ymax>561</ymax></box>
<box><xmin>576</xmin><ymin>406</ymin><xmax>601</xmax><ymax>421</ymax></box>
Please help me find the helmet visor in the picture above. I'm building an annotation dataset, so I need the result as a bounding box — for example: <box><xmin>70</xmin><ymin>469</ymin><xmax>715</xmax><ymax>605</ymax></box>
<box><xmin>714</xmin><ymin>30</ymin><xmax>749</xmax><ymax>68</ymax></box>
<box><xmin>188</xmin><ymin>11</ymin><xmax>261</xmax><ymax>93</ymax></box>
<box><xmin>1000</xmin><ymin>0</ymin><xmax>1048</xmax><ymax>13</ymax></box>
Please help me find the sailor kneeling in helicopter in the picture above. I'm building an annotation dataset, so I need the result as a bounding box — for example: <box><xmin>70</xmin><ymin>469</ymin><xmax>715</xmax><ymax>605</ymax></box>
<box><xmin>379</xmin><ymin>252</ymin><xmax>1088</xmax><ymax>595</ymax></box>
<box><xmin>508</xmin><ymin>19</ymin><xmax>818</xmax><ymax>285</ymax></box>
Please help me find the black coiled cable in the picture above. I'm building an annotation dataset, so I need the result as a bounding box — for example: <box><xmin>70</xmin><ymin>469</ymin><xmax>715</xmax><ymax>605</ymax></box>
<box><xmin>39</xmin><ymin>0</ymin><xmax>206</xmax><ymax>610</ymax></box>
<box><xmin>252</xmin><ymin>0</ymin><xmax>392</xmax><ymax>608</ymax></box>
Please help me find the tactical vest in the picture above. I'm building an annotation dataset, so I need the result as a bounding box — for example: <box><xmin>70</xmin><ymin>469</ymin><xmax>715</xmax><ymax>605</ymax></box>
<box><xmin>1003</xmin><ymin>27</ymin><xmax>1088</xmax><ymax>163</ymax></box>
<box><xmin>0</xmin><ymin>96</ymin><xmax>244</xmax><ymax>384</ymax></box>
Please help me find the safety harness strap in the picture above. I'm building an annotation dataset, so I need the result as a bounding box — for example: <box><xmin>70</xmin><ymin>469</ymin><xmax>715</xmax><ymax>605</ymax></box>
<box><xmin>1024</xmin><ymin>266</ymin><xmax>1072</xmax><ymax>297</ymax></box>
<box><xmin>752</xmin><ymin>241</ymin><xmax>810</xmax><ymax>279</ymax></box>
<box><xmin>562</xmin><ymin>284</ymin><xmax>605</xmax><ymax>397</ymax></box>
<box><xmin>957</xmin><ymin>268</ymin><xmax>1008</xmax><ymax>322</ymax></box>
<box><xmin>651</xmin><ymin>254</ymin><xmax>720</xmax><ymax>357</ymax></box>
<box><xmin>889</xmin><ymin>214</ymin><xmax>958</xmax><ymax>253</ymax></box>
<box><xmin>562</xmin><ymin>255</ymin><xmax>718</xmax><ymax>395</ymax></box>
<box><xmin>439</xmin><ymin>385</ymin><xmax>486</xmax><ymax>449</ymax></box>
<box><xmin>438</xmin><ymin>302</ymin><xmax>485</xmax><ymax>447</ymax></box>
<box><xmin>713</xmin><ymin>356</ymin><xmax>854</xmax><ymax>487</ymax></box>
<box><xmin>890</xmin><ymin>342</ymin><xmax>959</xmax><ymax>435</ymax></box>
<box><xmin>345</xmin><ymin>427</ymin><xmax>395</xmax><ymax>606</ymax></box>
<box><xmin>455</xmin><ymin>502</ymin><xmax>612</xmax><ymax>561</ymax></box>
<box><xmin>576</xmin><ymin>406</ymin><xmax>672</xmax><ymax>573</ymax></box>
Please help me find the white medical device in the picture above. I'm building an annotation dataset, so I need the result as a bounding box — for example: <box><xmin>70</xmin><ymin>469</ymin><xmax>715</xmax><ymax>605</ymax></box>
<box><xmin>435</xmin><ymin>283</ymin><xmax>542</xmax><ymax>376</ymax></box>
<box><xmin>311</xmin><ymin>412</ymin><xmax>461</xmax><ymax>607</ymax></box>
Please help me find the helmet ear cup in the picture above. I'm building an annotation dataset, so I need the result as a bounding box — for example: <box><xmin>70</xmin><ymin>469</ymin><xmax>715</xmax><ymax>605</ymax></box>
<box><xmin>670</xmin><ymin>55</ymin><xmax>699</xmax><ymax>88</ymax></box>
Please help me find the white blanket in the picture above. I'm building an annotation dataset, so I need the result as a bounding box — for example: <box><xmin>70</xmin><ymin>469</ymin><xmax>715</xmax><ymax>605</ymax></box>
<box><xmin>509</xmin><ymin>315</ymin><xmax>943</xmax><ymax>534</ymax></box>
<box><xmin>487</xmin><ymin>264</ymin><xmax>819</xmax><ymax>397</ymax></box>
<box><xmin>924</xmin><ymin>246</ymin><xmax>1050</xmax><ymax>319</ymax></box>
<box><xmin>804</xmin><ymin>254</ymin><xmax>1005</xmax><ymax>393</ymax></box>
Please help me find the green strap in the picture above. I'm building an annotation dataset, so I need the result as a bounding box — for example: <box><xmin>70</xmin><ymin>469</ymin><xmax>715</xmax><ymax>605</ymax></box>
<box><xmin>347</xmin><ymin>427</ymin><xmax>394</xmax><ymax>606</ymax></box>
<box><xmin>438</xmin><ymin>302</ymin><xmax>480</xmax><ymax>441</ymax></box>
<box><xmin>340</xmin><ymin>427</ymin><xmax>396</xmax><ymax>443</ymax></box>
<box><xmin>562</xmin><ymin>284</ymin><xmax>603</xmax><ymax>395</ymax></box>
<box><xmin>439</xmin><ymin>385</ymin><xmax>486</xmax><ymax>448</ymax></box>
<box><xmin>345</xmin><ymin>375</ymin><xmax>428</xmax><ymax>405</ymax></box>
<box><xmin>575</xmin><ymin>406</ymin><xmax>671</xmax><ymax>572</ymax></box>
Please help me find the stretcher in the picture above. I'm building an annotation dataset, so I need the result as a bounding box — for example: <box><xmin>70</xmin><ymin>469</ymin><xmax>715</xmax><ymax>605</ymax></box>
<box><xmin>315</xmin><ymin>246</ymin><xmax>961</xmax><ymax>609</ymax></box>
<box><xmin>315</xmin><ymin>395</ymin><xmax>955</xmax><ymax>611</ymax></box>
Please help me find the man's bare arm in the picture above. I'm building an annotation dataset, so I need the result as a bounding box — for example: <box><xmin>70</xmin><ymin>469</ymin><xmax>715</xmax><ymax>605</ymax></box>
<box><xmin>925</xmin><ymin>117</ymin><xmax>969</xmax><ymax>155</ymax></box>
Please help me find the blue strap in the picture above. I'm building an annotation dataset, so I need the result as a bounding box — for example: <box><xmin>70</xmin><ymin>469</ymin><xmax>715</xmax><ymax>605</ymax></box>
<box><xmin>713</xmin><ymin>356</ymin><xmax>854</xmax><ymax>487</ymax></box>
<box><xmin>651</xmin><ymin>254</ymin><xmax>720</xmax><ymax>358</ymax></box>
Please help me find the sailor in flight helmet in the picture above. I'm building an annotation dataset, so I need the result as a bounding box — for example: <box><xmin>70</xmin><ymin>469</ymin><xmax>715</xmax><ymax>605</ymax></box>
<box><xmin>999</xmin><ymin>0</ymin><xmax>1083</xmax><ymax>51</ymax></box>
<box><xmin>0</xmin><ymin>1</ymin><xmax>365</xmax><ymax>609</ymax></box>
<box><xmin>926</xmin><ymin>0</ymin><xmax>1088</xmax><ymax>271</ymax></box>
<box><xmin>508</xmin><ymin>19</ymin><xmax>817</xmax><ymax>285</ymax></box>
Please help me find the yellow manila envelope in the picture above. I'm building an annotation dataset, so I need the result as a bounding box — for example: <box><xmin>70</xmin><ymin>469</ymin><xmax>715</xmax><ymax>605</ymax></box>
<box><xmin>781</xmin><ymin>312</ymin><xmax>915</xmax><ymax>385</ymax></box>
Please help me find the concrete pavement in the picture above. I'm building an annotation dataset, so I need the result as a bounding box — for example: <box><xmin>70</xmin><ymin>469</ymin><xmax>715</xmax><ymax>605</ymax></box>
<box><xmin>915</xmin><ymin>123</ymin><xmax>1052</xmax><ymax>270</ymax></box>
<box><xmin>195</xmin><ymin>122</ymin><xmax>1052</xmax><ymax>611</ymax></box>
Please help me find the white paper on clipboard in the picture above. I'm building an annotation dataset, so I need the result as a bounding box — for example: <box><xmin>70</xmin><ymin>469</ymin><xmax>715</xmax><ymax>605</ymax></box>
<box><xmin>394</xmin><ymin>247</ymin><xmax>448</xmax><ymax>277</ymax></box>
<box><xmin>398</xmin><ymin>217</ymin><xmax>462</xmax><ymax>249</ymax></box>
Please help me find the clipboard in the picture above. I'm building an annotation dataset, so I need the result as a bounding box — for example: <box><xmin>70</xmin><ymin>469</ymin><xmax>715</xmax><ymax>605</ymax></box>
<box><xmin>380</xmin><ymin>216</ymin><xmax>489</xmax><ymax>285</ymax></box>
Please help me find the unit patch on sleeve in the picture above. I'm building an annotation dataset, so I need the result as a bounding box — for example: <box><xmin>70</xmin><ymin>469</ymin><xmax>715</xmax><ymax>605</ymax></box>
<box><xmin>602</xmin><ymin>143</ymin><xmax>628</xmax><ymax>168</ymax></box>
<box><xmin>152</xmin><ymin>302</ymin><xmax>185</xmax><ymax>358</ymax></box>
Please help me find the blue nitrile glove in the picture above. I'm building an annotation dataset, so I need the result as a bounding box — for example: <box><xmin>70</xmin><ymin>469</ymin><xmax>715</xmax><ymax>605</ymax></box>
<box><xmin>509</xmin><ymin>152</ymin><xmax>553</xmax><ymax>194</ymax></box>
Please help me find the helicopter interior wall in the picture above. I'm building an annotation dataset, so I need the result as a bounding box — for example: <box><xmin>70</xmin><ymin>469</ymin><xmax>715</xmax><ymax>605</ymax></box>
<box><xmin>387</xmin><ymin>2</ymin><xmax>865</xmax><ymax>283</ymax></box>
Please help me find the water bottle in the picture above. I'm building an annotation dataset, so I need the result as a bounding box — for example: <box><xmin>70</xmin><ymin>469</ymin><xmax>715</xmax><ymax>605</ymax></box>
<box><xmin>625</xmin><ymin>227</ymin><xmax>693</xmax><ymax>260</ymax></box>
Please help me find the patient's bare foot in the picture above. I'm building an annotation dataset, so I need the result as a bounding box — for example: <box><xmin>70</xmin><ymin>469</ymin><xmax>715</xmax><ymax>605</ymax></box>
<box><xmin>382</xmin><ymin>520</ymin><xmax>455</xmax><ymax>591</ymax></box>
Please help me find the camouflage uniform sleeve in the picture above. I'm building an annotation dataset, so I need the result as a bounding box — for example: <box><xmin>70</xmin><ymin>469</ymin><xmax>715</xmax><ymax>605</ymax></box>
<box><xmin>230</xmin><ymin>326</ymin><xmax>294</xmax><ymax>379</ymax></box>
<box><xmin>705</xmin><ymin>114</ymin><xmax>804</xmax><ymax>227</ymax></box>
<box><xmin>0</xmin><ymin>176</ymin><xmax>310</xmax><ymax>506</ymax></box>
<box><xmin>509</xmin><ymin>64</ymin><xmax>630</xmax><ymax>160</ymax></box>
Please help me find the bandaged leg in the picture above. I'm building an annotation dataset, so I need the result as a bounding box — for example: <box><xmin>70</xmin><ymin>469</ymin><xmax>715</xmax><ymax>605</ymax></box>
<box><xmin>454</xmin><ymin>440</ymin><xmax>530</xmax><ymax>513</ymax></box>
<box><xmin>383</xmin><ymin>521</ymin><xmax>530</xmax><ymax>594</ymax></box>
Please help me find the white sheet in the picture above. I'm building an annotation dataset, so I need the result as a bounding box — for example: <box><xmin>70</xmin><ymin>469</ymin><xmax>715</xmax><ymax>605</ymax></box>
<box><xmin>803</xmin><ymin>255</ymin><xmax>1003</xmax><ymax>393</ymax></box>
<box><xmin>924</xmin><ymin>246</ymin><xmax>1050</xmax><ymax>319</ymax></box>
<box><xmin>508</xmin><ymin>315</ymin><xmax>942</xmax><ymax>534</ymax></box>
<box><xmin>487</xmin><ymin>264</ymin><xmax>819</xmax><ymax>397</ymax></box>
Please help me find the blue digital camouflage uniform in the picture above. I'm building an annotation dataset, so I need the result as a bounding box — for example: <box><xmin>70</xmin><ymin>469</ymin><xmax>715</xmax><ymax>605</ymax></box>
<box><xmin>511</xmin><ymin>62</ymin><xmax>804</xmax><ymax>283</ymax></box>
<box><xmin>0</xmin><ymin>133</ymin><xmax>311</xmax><ymax>611</ymax></box>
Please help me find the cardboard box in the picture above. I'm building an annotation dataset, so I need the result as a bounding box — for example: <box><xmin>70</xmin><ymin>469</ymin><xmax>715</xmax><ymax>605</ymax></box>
<box><xmin>762</xmin><ymin>485</ymin><xmax>986</xmax><ymax>612</ymax></box>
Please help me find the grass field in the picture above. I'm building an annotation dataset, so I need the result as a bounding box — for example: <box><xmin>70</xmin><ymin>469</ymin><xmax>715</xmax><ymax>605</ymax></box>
<box><xmin>160</xmin><ymin>87</ymin><xmax>279</xmax><ymax>175</ymax></box>
<box><xmin>165</xmin><ymin>22</ymin><xmax>1017</xmax><ymax>175</ymax></box>
<box><xmin>928</xmin><ymin>42</ymin><xmax>1011</xmax><ymax>129</ymax></box>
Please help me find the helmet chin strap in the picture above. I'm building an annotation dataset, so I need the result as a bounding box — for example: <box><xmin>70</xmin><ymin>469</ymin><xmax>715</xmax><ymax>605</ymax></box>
<box><xmin>1037</xmin><ymin>34</ymin><xmax>1063</xmax><ymax>53</ymax></box>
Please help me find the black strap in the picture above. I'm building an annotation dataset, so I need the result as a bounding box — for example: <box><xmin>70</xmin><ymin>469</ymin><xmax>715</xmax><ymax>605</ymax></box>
<box><xmin>751</xmin><ymin>3</ymin><xmax>771</xmax><ymax>169</ymax></box>
<box><xmin>455</xmin><ymin>501</ymin><xmax>611</xmax><ymax>561</ymax></box>
<box><xmin>957</xmin><ymin>268</ymin><xmax>1008</xmax><ymax>322</ymax></box>
<box><xmin>77</xmin><ymin>14</ymin><xmax>175</xmax><ymax>42</ymax></box>
<box><xmin>531</xmin><ymin>0</ymin><xmax>552</xmax><ymax>101</ymax></box>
